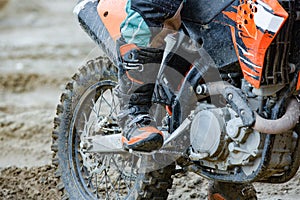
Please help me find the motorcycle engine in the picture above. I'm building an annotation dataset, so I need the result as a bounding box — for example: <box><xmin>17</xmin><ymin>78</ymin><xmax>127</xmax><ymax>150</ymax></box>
<box><xmin>190</xmin><ymin>103</ymin><xmax>261</xmax><ymax>175</ymax></box>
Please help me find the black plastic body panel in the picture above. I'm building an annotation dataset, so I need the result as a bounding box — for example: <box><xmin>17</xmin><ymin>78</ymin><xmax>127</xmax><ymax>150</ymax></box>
<box><xmin>181</xmin><ymin>0</ymin><xmax>239</xmax><ymax>68</ymax></box>
<box><xmin>183</xmin><ymin>12</ymin><xmax>238</xmax><ymax>68</ymax></box>
<box><xmin>182</xmin><ymin>0</ymin><xmax>234</xmax><ymax>24</ymax></box>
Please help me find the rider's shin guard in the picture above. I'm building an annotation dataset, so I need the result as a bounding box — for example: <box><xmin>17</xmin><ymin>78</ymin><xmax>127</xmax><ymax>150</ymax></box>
<box><xmin>115</xmin><ymin>40</ymin><xmax>164</xmax><ymax>152</ymax></box>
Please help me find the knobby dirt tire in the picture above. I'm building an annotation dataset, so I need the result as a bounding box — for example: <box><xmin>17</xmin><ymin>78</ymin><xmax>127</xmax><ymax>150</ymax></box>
<box><xmin>51</xmin><ymin>57</ymin><xmax>175</xmax><ymax>200</ymax></box>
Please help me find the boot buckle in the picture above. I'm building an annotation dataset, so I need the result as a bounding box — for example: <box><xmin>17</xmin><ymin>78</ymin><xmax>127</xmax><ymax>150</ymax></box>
<box><xmin>124</xmin><ymin>62</ymin><xmax>144</xmax><ymax>71</ymax></box>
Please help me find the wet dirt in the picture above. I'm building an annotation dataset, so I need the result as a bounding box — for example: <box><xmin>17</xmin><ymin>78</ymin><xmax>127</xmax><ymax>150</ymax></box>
<box><xmin>0</xmin><ymin>0</ymin><xmax>299</xmax><ymax>199</ymax></box>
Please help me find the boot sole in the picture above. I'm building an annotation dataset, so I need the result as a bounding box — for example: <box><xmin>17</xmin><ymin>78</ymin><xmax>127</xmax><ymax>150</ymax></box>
<box><xmin>123</xmin><ymin>133</ymin><xmax>163</xmax><ymax>152</ymax></box>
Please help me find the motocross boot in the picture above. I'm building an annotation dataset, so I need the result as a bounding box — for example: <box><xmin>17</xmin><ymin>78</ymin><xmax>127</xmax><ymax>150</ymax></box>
<box><xmin>208</xmin><ymin>181</ymin><xmax>257</xmax><ymax>200</ymax></box>
<box><xmin>115</xmin><ymin>40</ymin><xmax>164</xmax><ymax>152</ymax></box>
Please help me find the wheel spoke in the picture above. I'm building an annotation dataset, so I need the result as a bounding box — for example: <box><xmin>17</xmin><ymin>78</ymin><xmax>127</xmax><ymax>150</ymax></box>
<box><xmin>72</xmin><ymin>81</ymin><xmax>141</xmax><ymax>199</ymax></box>
<box><xmin>102</xmin><ymin>95</ymin><xmax>113</xmax><ymax>111</ymax></box>
<box><xmin>109</xmin><ymin>88</ymin><xmax>119</xmax><ymax>117</ymax></box>
<box><xmin>97</xmin><ymin>89</ymin><xmax>104</xmax><ymax>118</ymax></box>
<box><xmin>117</xmin><ymin>158</ymin><xmax>130</xmax><ymax>192</ymax></box>
<box><xmin>104</xmin><ymin>169</ymin><xmax>109</xmax><ymax>199</ymax></box>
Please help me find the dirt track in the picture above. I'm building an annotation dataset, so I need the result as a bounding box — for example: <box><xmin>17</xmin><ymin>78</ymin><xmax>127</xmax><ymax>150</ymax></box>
<box><xmin>0</xmin><ymin>0</ymin><xmax>300</xmax><ymax>199</ymax></box>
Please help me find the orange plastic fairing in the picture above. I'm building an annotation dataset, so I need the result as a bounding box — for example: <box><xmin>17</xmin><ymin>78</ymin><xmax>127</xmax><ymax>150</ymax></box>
<box><xmin>97</xmin><ymin>0</ymin><xmax>127</xmax><ymax>41</ymax></box>
<box><xmin>223</xmin><ymin>0</ymin><xmax>288</xmax><ymax>88</ymax></box>
<box><xmin>297</xmin><ymin>72</ymin><xmax>300</xmax><ymax>91</ymax></box>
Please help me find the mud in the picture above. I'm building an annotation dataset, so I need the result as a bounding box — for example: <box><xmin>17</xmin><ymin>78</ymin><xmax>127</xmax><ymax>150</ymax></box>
<box><xmin>0</xmin><ymin>0</ymin><xmax>299</xmax><ymax>199</ymax></box>
<box><xmin>0</xmin><ymin>165</ymin><xmax>60</xmax><ymax>199</ymax></box>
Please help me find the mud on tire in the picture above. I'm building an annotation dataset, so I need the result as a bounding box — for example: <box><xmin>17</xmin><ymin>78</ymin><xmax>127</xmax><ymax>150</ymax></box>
<box><xmin>51</xmin><ymin>57</ymin><xmax>175</xmax><ymax>200</ymax></box>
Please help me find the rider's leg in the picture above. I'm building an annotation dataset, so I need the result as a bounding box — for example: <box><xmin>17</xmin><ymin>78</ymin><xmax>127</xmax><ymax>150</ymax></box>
<box><xmin>116</xmin><ymin>40</ymin><xmax>164</xmax><ymax>152</ymax></box>
<box><xmin>116</xmin><ymin>0</ymin><xmax>183</xmax><ymax>152</ymax></box>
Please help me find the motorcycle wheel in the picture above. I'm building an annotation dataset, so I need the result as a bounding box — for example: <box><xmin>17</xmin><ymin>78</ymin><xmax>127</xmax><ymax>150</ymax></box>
<box><xmin>208</xmin><ymin>181</ymin><xmax>257</xmax><ymax>200</ymax></box>
<box><xmin>51</xmin><ymin>57</ymin><xmax>175</xmax><ymax>200</ymax></box>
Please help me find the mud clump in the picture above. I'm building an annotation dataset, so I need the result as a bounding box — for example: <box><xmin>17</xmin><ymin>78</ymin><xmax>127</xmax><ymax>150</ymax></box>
<box><xmin>0</xmin><ymin>0</ymin><xmax>9</xmax><ymax>10</ymax></box>
<box><xmin>0</xmin><ymin>73</ymin><xmax>66</xmax><ymax>93</ymax></box>
<box><xmin>0</xmin><ymin>165</ymin><xmax>60</xmax><ymax>200</ymax></box>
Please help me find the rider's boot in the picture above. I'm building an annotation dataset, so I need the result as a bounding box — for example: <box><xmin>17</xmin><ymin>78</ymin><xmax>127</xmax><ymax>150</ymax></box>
<box><xmin>115</xmin><ymin>40</ymin><xmax>164</xmax><ymax>152</ymax></box>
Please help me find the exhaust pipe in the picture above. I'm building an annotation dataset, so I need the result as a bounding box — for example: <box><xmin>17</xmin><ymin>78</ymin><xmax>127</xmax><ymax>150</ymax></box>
<box><xmin>253</xmin><ymin>98</ymin><xmax>300</xmax><ymax>134</ymax></box>
<box><xmin>204</xmin><ymin>82</ymin><xmax>300</xmax><ymax>134</ymax></box>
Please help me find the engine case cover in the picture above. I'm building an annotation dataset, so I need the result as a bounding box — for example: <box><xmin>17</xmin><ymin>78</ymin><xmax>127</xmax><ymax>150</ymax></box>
<box><xmin>190</xmin><ymin>104</ymin><xmax>261</xmax><ymax>174</ymax></box>
<box><xmin>190</xmin><ymin>107</ymin><xmax>229</xmax><ymax>158</ymax></box>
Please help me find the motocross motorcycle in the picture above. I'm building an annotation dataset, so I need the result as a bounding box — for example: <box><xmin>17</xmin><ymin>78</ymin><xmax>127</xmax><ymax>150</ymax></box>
<box><xmin>52</xmin><ymin>0</ymin><xmax>300</xmax><ymax>199</ymax></box>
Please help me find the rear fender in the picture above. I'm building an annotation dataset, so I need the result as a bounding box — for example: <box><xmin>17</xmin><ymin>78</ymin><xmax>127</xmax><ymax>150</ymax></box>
<box><xmin>97</xmin><ymin>0</ymin><xmax>127</xmax><ymax>41</ymax></box>
<box><xmin>74</xmin><ymin>0</ymin><xmax>125</xmax><ymax>66</ymax></box>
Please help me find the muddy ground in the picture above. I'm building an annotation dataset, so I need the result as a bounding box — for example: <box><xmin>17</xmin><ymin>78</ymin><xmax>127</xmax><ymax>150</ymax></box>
<box><xmin>0</xmin><ymin>0</ymin><xmax>299</xmax><ymax>199</ymax></box>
